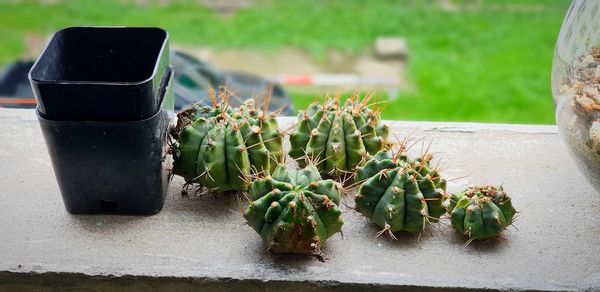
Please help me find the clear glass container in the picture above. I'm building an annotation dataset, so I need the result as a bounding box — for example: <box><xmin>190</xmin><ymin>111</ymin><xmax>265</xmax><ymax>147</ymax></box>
<box><xmin>552</xmin><ymin>0</ymin><xmax>600</xmax><ymax>192</ymax></box>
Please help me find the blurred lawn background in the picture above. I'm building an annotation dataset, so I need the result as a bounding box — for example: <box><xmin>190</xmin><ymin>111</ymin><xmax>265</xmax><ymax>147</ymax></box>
<box><xmin>0</xmin><ymin>0</ymin><xmax>570</xmax><ymax>124</ymax></box>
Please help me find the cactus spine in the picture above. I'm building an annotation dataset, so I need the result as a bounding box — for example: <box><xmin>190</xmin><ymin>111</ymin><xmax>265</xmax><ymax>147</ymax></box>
<box><xmin>447</xmin><ymin>185</ymin><xmax>516</xmax><ymax>240</ymax></box>
<box><xmin>354</xmin><ymin>146</ymin><xmax>447</xmax><ymax>238</ymax></box>
<box><xmin>171</xmin><ymin>89</ymin><xmax>283</xmax><ymax>192</ymax></box>
<box><xmin>289</xmin><ymin>94</ymin><xmax>389</xmax><ymax>179</ymax></box>
<box><xmin>243</xmin><ymin>164</ymin><xmax>344</xmax><ymax>258</ymax></box>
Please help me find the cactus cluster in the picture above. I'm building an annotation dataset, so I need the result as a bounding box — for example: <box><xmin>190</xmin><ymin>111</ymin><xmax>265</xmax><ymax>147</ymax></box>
<box><xmin>243</xmin><ymin>164</ymin><xmax>344</xmax><ymax>258</ymax></box>
<box><xmin>353</xmin><ymin>147</ymin><xmax>447</xmax><ymax>237</ymax></box>
<box><xmin>447</xmin><ymin>185</ymin><xmax>516</xmax><ymax>240</ymax></box>
<box><xmin>289</xmin><ymin>95</ymin><xmax>390</xmax><ymax>179</ymax></box>
<box><xmin>170</xmin><ymin>89</ymin><xmax>519</xmax><ymax>258</ymax></box>
<box><xmin>171</xmin><ymin>90</ymin><xmax>283</xmax><ymax>192</ymax></box>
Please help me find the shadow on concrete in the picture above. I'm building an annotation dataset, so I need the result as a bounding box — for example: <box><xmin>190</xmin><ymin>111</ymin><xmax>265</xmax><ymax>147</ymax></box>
<box><xmin>164</xmin><ymin>182</ymin><xmax>241</xmax><ymax>222</ymax></box>
<box><xmin>359</xmin><ymin>222</ymin><xmax>424</xmax><ymax>249</ymax></box>
<box><xmin>448</xmin><ymin>231</ymin><xmax>510</xmax><ymax>253</ymax></box>
<box><xmin>270</xmin><ymin>253</ymin><xmax>320</xmax><ymax>266</ymax></box>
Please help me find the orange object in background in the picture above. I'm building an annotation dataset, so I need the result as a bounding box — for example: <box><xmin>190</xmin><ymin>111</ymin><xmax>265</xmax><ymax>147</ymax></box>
<box><xmin>0</xmin><ymin>97</ymin><xmax>36</xmax><ymax>106</ymax></box>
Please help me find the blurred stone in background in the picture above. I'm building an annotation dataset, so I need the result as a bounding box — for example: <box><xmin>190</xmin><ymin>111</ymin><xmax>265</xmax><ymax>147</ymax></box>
<box><xmin>375</xmin><ymin>37</ymin><xmax>409</xmax><ymax>60</ymax></box>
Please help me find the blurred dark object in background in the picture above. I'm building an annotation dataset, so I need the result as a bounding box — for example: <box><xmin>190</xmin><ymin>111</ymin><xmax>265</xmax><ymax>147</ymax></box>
<box><xmin>0</xmin><ymin>60</ymin><xmax>36</xmax><ymax>108</ymax></box>
<box><xmin>0</xmin><ymin>51</ymin><xmax>294</xmax><ymax>114</ymax></box>
<box><xmin>170</xmin><ymin>51</ymin><xmax>293</xmax><ymax>114</ymax></box>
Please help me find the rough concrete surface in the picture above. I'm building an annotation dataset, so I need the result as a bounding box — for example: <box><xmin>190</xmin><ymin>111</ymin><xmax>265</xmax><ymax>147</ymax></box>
<box><xmin>0</xmin><ymin>109</ymin><xmax>599</xmax><ymax>291</ymax></box>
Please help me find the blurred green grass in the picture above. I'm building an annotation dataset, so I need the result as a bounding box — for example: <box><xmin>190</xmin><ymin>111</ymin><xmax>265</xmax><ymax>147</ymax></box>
<box><xmin>0</xmin><ymin>0</ymin><xmax>570</xmax><ymax>124</ymax></box>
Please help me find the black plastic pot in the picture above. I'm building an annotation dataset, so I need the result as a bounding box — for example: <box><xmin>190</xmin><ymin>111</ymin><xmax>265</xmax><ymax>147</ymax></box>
<box><xmin>37</xmin><ymin>69</ymin><xmax>173</xmax><ymax>215</ymax></box>
<box><xmin>30</xmin><ymin>26</ymin><xmax>174</xmax><ymax>215</ymax></box>
<box><xmin>30</xmin><ymin>27</ymin><xmax>170</xmax><ymax>121</ymax></box>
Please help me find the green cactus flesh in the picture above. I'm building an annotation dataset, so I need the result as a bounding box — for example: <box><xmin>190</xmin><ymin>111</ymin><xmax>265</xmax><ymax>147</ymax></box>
<box><xmin>447</xmin><ymin>185</ymin><xmax>516</xmax><ymax>240</ymax></box>
<box><xmin>244</xmin><ymin>164</ymin><xmax>344</xmax><ymax>256</ymax></box>
<box><xmin>354</xmin><ymin>149</ymin><xmax>447</xmax><ymax>236</ymax></box>
<box><xmin>289</xmin><ymin>96</ymin><xmax>389</xmax><ymax>179</ymax></box>
<box><xmin>172</xmin><ymin>95</ymin><xmax>283</xmax><ymax>193</ymax></box>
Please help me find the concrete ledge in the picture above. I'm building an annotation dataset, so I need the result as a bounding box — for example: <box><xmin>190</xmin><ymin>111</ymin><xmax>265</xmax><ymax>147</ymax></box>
<box><xmin>0</xmin><ymin>109</ymin><xmax>597</xmax><ymax>291</ymax></box>
<box><xmin>0</xmin><ymin>271</ymin><xmax>465</xmax><ymax>291</ymax></box>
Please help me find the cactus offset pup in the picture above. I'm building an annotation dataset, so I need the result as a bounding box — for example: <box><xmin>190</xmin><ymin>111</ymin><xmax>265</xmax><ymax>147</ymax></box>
<box><xmin>447</xmin><ymin>185</ymin><xmax>516</xmax><ymax>241</ymax></box>
<box><xmin>171</xmin><ymin>89</ymin><xmax>283</xmax><ymax>193</ymax></box>
<box><xmin>354</xmin><ymin>145</ymin><xmax>447</xmax><ymax>238</ymax></box>
<box><xmin>289</xmin><ymin>94</ymin><xmax>389</xmax><ymax>179</ymax></box>
<box><xmin>243</xmin><ymin>164</ymin><xmax>344</xmax><ymax>260</ymax></box>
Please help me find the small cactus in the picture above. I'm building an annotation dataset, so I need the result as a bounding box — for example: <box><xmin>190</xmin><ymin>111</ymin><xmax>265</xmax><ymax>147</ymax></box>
<box><xmin>353</xmin><ymin>147</ymin><xmax>447</xmax><ymax>238</ymax></box>
<box><xmin>289</xmin><ymin>94</ymin><xmax>389</xmax><ymax>179</ymax></box>
<box><xmin>171</xmin><ymin>89</ymin><xmax>283</xmax><ymax>193</ymax></box>
<box><xmin>447</xmin><ymin>185</ymin><xmax>516</xmax><ymax>240</ymax></box>
<box><xmin>243</xmin><ymin>164</ymin><xmax>344</xmax><ymax>259</ymax></box>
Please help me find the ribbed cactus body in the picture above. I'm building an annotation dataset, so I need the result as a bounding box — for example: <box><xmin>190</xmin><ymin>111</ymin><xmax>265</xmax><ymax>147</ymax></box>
<box><xmin>354</xmin><ymin>150</ymin><xmax>447</xmax><ymax>235</ymax></box>
<box><xmin>447</xmin><ymin>185</ymin><xmax>516</xmax><ymax>240</ymax></box>
<box><xmin>244</xmin><ymin>164</ymin><xmax>344</xmax><ymax>256</ymax></box>
<box><xmin>172</xmin><ymin>98</ymin><xmax>283</xmax><ymax>193</ymax></box>
<box><xmin>289</xmin><ymin>97</ymin><xmax>389</xmax><ymax>179</ymax></box>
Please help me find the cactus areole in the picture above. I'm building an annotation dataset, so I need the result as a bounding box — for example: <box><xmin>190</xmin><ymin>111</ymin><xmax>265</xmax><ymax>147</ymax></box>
<box><xmin>289</xmin><ymin>95</ymin><xmax>389</xmax><ymax>179</ymax></box>
<box><xmin>447</xmin><ymin>185</ymin><xmax>516</xmax><ymax>240</ymax></box>
<box><xmin>243</xmin><ymin>164</ymin><xmax>344</xmax><ymax>258</ymax></box>
<box><xmin>171</xmin><ymin>90</ymin><xmax>284</xmax><ymax>193</ymax></box>
<box><xmin>354</xmin><ymin>148</ymin><xmax>447</xmax><ymax>237</ymax></box>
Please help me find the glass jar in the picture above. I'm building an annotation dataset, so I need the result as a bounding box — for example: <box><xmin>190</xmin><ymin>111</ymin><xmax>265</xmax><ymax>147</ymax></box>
<box><xmin>552</xmin><ymin>0</ymin><xmax>600</xmax><ymax>192</ymax></box>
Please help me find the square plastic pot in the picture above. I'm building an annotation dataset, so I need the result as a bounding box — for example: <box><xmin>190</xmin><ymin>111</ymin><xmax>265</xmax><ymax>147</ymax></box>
<box><xmin>37</xmin><ymin>69</ymin><xmax>174</xmax><ymax>215</ymax></box>
<box><xmin>29</xmin><ymin>26</ymin><xmax>170</xmax><ymax>121</ymax></box>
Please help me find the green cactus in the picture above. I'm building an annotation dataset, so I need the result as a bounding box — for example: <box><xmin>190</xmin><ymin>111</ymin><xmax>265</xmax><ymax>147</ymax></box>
<box><xmin>171</xmin><ymin>90</ymin><xmax>284</xmax><ymax>193</ymax></box>
<box><xmin>243</xmin><ymin>164</ymin><xmax>344</xmax><ymax>258</ymax></box>
<box><xmin>289</xmin><ymin>95</ymin><xmax>389</xmax><ymax>179</ymax></box>
<box><xmin>447</xmin><ymin>185</ymin><xmax>516</xmax><ymax>240</ymax></box>
<box><xmin>353</xmin><ymin>147</ymin><xmax>447</xmax><ymax>238</ymax></box>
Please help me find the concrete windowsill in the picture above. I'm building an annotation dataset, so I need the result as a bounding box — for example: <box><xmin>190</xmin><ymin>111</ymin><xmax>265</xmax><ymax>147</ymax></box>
<box><xmin>0</xmin><ymin>108</ymin><xmax>597</xmax><ymax>291</ymax></box>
